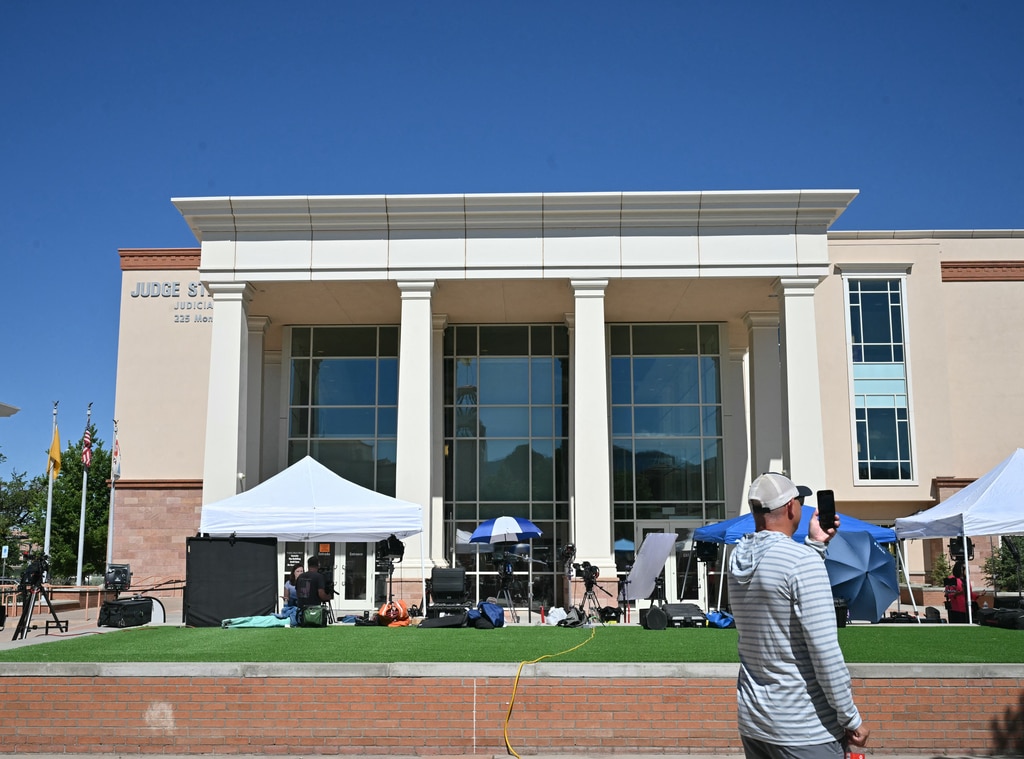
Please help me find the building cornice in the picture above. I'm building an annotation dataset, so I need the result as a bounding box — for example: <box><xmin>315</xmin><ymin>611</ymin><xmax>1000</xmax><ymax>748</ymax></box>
<box><xmin>830</xmin><ymin>230</ymin><xmax>1024</xmax><ymax>241</ymax></box>
<box><xmin>173</xmin><ymin>190</ymin><xmax>859</xmax><ymax>241</ymax></box>
<box><xmin>120</xmin><ymin>248</ymin><xmax>201</xmax><ymax>271</ymax></box>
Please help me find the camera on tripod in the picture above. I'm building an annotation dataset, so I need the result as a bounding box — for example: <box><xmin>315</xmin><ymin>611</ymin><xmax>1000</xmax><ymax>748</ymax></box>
<box><xmin>573</xmin><ymin>561</ymin><xmax>600</xmax><ymax>588</ymax></box>
<box><xmin>19</xmin><ymin>551</ymin><xmax>49</xmax><ymax>591</ymax></box>
<box><xmin>317</xmin><ymin>566</ymin><xmax>339</xmax><ymax>597</ymax></box>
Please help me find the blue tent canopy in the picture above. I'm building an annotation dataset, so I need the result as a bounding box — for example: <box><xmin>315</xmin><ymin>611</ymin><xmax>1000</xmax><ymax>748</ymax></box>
<box><xmin>693</xmin><ymin>505</ymin><xmax>896</xmax><ymax>545</ymax></box>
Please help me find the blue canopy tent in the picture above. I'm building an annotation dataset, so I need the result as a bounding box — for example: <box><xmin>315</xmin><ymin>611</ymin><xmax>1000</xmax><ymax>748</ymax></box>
<box><xmin>694</xmin><ymin>507</ymin><xmax>905</xmax><ymax>619</ymax></box>
<box><xmin>693</xmin><ymin>506</ymin><xmax>896</xmax><ymax>545</ymax></box>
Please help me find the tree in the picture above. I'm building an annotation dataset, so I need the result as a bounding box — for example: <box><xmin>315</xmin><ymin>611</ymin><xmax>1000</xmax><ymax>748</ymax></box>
<box><xmin>0</xmin><ymin>451</ymin><xmax>47</xmax><ymax>578</ymax></box>
<box><xmin>24</xmin><ymin>426</ymin><xmax>112</xmax><ymax>581</ymax></box>
<box><xmin>983</xmin><ymin>536</ymin><xmax>1024</xmax><ymax>593</ymax></box>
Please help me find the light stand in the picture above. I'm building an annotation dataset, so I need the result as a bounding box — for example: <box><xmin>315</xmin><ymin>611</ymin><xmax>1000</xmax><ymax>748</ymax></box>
<box><xmin>559</xmin><ymin>543</ymin><xmax>576</xmax><ymax>608</ymax></box>
<box><xmin>378</xmin><ymin>532</ymin><xmax>405</xmax><ymax>614</ymax></box>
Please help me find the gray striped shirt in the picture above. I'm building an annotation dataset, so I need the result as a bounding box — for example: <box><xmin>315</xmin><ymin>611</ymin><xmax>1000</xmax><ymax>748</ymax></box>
<box><xmin>728</xmin><ymin>530</ymin><xmax>862</xmax><ymax>745</ymax></box>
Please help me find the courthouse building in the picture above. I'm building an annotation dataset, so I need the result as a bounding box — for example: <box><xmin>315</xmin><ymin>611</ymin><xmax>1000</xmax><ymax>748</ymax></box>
<box><xmin>111</xmin><ymin>190</ymin><xmax>1024</xmax><ymax>614</ymax></box>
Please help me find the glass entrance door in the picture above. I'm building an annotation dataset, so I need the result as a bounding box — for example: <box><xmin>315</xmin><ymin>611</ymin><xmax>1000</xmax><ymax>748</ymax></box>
<box><xmin>634</xmin><ymin>520</ymin><xmax>707</xmax><ymax>609</ymax></box>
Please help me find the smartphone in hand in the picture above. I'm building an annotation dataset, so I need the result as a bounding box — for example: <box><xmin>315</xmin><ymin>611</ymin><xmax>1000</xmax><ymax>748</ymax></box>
<box><xmin>816</xmin><ymin>489</ymin><xmax>836</xmax><ymax>531</ymax></box>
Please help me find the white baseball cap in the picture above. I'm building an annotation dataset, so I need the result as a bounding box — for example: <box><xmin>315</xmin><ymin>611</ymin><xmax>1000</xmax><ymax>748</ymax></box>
<box><xmin>748</xmin><ymin>473</ymin><xmax>810</xmax><ymax>513</ymax></box>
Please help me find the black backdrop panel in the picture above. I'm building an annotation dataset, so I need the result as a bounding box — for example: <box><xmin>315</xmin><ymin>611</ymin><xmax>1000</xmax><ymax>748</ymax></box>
<box><xmin>185</xmin><ymin>537</ymin><xmax>278</xmax><ymax>627</ymax></box>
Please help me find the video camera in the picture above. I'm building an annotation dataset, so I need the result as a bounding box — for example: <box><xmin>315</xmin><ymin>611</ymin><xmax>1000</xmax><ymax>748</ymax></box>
<box><xmin>317</xmin><ymin>565</ymin><xmax>339</xmax><ymax>596</ymax></box>
<box><xmin>19</xmin><ymin>551</ymin><xmax>49</xmax><ymax>591</ymax></box>
<box><xmin>573</xmin><ymin>561</ymin><xmax>600</xmax><ymax>588</ymax></box>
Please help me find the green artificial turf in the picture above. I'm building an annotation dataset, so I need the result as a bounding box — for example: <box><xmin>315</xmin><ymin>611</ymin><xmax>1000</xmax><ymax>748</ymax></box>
<box><xmin>1</xmin><ymin>624</ymin><xmax>1022</xmax><ymax>664</ymax></box>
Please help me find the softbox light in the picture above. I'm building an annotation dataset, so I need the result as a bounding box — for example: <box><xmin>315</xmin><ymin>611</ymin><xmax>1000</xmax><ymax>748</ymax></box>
<box><xmin>105</xmin><ymin>563</ymin><xmax>132</xmax><ymax>592</ymax></box>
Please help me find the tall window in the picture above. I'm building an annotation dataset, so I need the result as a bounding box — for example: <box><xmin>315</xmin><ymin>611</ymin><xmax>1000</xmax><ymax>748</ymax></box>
<box><xmin>288</xmin><ymin>326</ymin><xmax>399</xmax><ymax>494</ymax></box>
<box><xmin>846</xmin><ymin>278</ymin><xmax>914</xmax><ymax>481</ymax></box>
<box><xmin>610</xmin><ymin>324</ymin><xmax>725</xmax><ymax>543</ymax></box>
<box><xmin>443</xmin><ymin>325</ymin><xmax>570</xmax><ymax>608</ymax></box>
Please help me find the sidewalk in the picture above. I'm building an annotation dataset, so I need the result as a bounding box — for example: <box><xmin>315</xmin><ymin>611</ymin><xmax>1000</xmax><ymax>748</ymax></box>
<box><xmin>0</xmin><ymin>588</ymin><xmax>183</xmax><ymax>651</ymax></box>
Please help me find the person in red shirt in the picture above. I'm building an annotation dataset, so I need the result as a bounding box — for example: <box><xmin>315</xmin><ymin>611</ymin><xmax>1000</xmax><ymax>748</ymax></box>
<box><xmin>945</xmin><ymin>562</ymin><xmax>977</xmax><ymax>623</ymax></box>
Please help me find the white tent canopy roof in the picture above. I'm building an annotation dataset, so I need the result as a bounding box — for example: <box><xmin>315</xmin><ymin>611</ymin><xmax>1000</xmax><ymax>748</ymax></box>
<box><xmin>894</xmin><ymin>448</ymin><xmax>1024</xmax><ymax>539</ymax></box>
<box><xmin>199</xmin><ymin>455</ymin><xmax>423</xmax><ymax>542</ymax></box>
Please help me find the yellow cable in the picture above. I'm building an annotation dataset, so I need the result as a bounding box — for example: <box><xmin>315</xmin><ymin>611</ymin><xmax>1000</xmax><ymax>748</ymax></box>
<box><xmin>503</xmin><ymin>625</ymin><xmax>598</xmax><ymax>757</ymax></box>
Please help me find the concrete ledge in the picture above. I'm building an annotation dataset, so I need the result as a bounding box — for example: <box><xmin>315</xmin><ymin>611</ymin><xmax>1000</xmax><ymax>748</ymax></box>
<box><xmin>3</xmin><ymin>660</ymin><xmax>1024</xmax><ymax>679</ymax></box>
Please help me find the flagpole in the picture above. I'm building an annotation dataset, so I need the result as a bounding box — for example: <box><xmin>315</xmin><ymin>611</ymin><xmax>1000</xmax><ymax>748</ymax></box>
<box><xmin>105</xmin><ymin>419</ymin><xmax>119</xmax><ymax>568</ymax></box>
<box><xmin>75</xmin><ymin>403</ymin><xmax>92</xmax><ymax>586</ymax></box>
<box><xmin>44</xmin><ymin>401</ymin><xmax>59</xmax><ymax>564</ymax></box>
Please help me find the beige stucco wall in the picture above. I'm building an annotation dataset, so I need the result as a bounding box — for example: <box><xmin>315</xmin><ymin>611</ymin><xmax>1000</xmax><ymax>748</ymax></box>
<box><xmin>114</xmin><ymin>267</ymin><xmax>212</xmax><ymax>480</ymax></box>
<box><xmin>819</xmin><ymin>235</ymin><xmax>1024</xmax><ymax>522</ymax></box>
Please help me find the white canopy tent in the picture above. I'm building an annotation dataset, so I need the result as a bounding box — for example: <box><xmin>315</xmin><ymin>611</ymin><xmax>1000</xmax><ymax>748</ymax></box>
<box><xmin>895</xmin><ymin>448</ymin><xmax>1024</xmax><ymax>623</ymax></box>
<box><xmin>200</xmin><ymin>455</ymin><xmax>426</xmax><ymax>606</ymax></box>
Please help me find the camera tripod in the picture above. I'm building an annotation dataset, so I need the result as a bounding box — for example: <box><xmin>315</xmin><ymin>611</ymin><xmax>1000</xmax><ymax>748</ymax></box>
<box><xmin>497</xmin><ymin>562</ymin><xmax>520</xmax><ymax>623</ymax></box>
<box><xmin>578</xmin><ymin>578</ymin><xmax>614</xmax><ymax>625</ymax></box>
<box><xmin>13</xmin><ymin>580</ymin><xmax>67</xmax><ymax>641</ymax></box>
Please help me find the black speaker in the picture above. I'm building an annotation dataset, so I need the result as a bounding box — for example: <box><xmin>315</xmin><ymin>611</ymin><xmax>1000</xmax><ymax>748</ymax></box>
<box><xmin>640</xmin><ymin>606</ymin><xmax>667</xmax><ymax>630</ymax></box>
<box><xmin>695</xmin><ymin>541</ymin><xmax>719</xmax><ymax>562</ymax></box>
<box><xmin>949</xmin><ymin>537</ymin><xmax>974</xmax><ymax>561</ymax></box>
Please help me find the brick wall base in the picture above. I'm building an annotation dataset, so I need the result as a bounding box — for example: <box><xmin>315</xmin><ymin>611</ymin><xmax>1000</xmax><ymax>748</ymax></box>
<box><xmin>2</xmin><ymin>664</ymin><xmax>1022</xmax><ymax>756</ymax></box>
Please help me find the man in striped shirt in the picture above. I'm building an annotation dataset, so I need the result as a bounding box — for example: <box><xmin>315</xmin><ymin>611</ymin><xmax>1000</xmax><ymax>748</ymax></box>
<box><xmin>728</xmin><ymin>473</ymin><xmax>871</xmax><ymax>759</ymax></box>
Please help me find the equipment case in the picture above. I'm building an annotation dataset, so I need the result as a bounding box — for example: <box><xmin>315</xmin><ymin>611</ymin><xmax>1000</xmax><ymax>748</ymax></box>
<box><xmin>99</xmin><ymin>597</ymin><xmax>153</xmax><ymax>628</ymax></box>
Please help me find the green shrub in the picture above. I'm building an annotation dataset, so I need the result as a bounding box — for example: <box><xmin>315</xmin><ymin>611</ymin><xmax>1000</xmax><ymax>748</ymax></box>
<box><xmin>983</xmin><ymin>536</ymin><xmax>1024</xmax><ymax>592</ymax></box>
<box><xmin>930</xmin><ymin>552</ymin><xmax>952</xmax><ymax>586</ymax></box>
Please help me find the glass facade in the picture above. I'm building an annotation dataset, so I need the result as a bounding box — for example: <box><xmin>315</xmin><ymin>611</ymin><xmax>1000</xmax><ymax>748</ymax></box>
<box><xmin>610</xmin><ymin>323</ymin><xmax>725</xmax><ymax>546</ymax></box>
<box><xmin>846</xmin><ymin>278</ymin><xmax>914</xmax><ymax>481</ymax></box>
<box><xmin>444</xmin><ymin>325</ymin><xmax>570</xmax><ymax>609</ymax></box>
<box><xmin>288</xmin><ymin>326</ymin><xmax>399</xmax><ymax>493</ymax></box>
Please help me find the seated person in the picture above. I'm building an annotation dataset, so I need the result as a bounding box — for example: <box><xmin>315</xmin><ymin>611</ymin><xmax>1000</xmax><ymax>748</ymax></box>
<box><xmin>295</xmin><ymin>556</ymin><xmax>333</xmax><ymax>608</ymax></box>
<box><xmin>282</xmin><ymin>563</ymin><xmax>303</xmax><ymax>608</ymax></box>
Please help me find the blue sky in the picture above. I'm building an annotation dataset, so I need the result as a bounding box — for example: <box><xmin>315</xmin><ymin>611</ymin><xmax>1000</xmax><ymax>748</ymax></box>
<box><xmin>1</xmin><ymin>2</ymin><xmax>1022</xmax><ymax>479</ymax></box>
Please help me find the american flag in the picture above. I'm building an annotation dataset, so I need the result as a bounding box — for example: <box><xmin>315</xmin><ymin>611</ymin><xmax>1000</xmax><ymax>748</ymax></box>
<box><xmin>82</xmin><ymin>428</ymin><xmax>92</xmax><ymax>468</ymax></box>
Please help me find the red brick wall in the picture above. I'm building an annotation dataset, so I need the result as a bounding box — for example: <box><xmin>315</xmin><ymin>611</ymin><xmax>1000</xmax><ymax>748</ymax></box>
<box><xmin>2</xmin><ymin>672</ymin><xmax>1021</xmax><ymax>755</ymax></box>
<box><xmin>111</xmin><ymin>483</ymin><xmax>202</xmax><ymax>586</ymax></box>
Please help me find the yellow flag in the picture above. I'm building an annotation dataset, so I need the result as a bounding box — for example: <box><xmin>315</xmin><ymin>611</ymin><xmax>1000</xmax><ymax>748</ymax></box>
<box><xmin>47</xmin><ymin>424</ymin><xmax>62</xmax><ymax>480</ymax></box>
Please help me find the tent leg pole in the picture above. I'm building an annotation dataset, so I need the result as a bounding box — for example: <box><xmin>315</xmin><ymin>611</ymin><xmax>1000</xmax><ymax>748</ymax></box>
<box><xmin>899</xmin><ymin>541</ymin><xmax>920</xmax><ymax>620</ymax></box>
<box><xmin>962</xmin><ymin>535</ymin><xmax>973</xmax><ymax>625</ymax></box>
<box><xmin>716</xmin><ymin>545</ymin><xmax>729</xmax><ymax>610</ymax></box>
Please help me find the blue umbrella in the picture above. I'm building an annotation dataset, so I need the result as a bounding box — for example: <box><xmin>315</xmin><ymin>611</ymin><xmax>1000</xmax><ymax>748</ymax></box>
<box><xmin>469</xmin><ymin>516</ymin><xmax>542</xmax><ymax>544</ymax></box>
<box><xmin>693</xmin><ymin>506</ymin><xmax>896</xmax><ymax>545</ymax></box>
<box><xmin>825</xmin><ymin>530</ymin><xmax>900</xmax><ymax>622</ymax></box>
<box><xmin>614</xmin><ymin>538</ymin><xmax>635</xmax><ymax>552</ymax></box>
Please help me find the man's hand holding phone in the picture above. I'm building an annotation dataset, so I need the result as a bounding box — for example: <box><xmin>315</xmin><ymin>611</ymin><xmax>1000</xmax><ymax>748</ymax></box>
<box><xmin>812</xmin><ymin>489</ymin><xmax>838</xmax><ymax>542</ymax></box>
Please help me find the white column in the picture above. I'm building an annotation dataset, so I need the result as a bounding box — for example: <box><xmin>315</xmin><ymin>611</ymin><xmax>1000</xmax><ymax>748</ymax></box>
<box><xmin>395</xmin><ymin>281</ymin><xmax>435</xmax><ymax>566</ymax></box>
<box><xmin>245</xmin><ymin>316</ymin><xmax>270</xmax><ymax>487</ymax></box>
<box><xmin>431</xmin><ymin>313</ymin><xmax>448</xmax><ymax>566</ymax></box>
<box><xmin>570</xmin><ymin>280</ymin><xmax>613</xmax><ymax>573</ymax></box>
<box><xmin>744</xmin><ymin>312</ymin><xmax>784</xmax><ymax>478</ymax></box>
<box><xmin>202</xmin><ymin>282</ymin><xmax>252</xmax><ymax>504</ymax></box>
<box><xmin>261</xmin><ymin>350</ymin><xmax>282</xmax><ymax>482</ymax></box>
<box><xmin>776</xmin><ymin>277</ymin><xmax>827</xmax><ymax>489</ymax></box>
<box><xmin>723</xmin><ymin>345</ymin><xmax>751</xmax><ymax>518</ymax></box>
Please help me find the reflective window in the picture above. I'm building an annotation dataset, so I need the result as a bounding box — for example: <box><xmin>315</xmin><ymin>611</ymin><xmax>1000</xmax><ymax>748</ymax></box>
<box><xmin>288</xmin><ymin>326</ymin><xmax>399</xmax><ymax>494</ymax></box>
<box><xmin>847</xmin><ymin>278</ymin><xmax>914</xmax><ymax>482</ymax></box>
<box><xmin>611</xmin><ymin>324</ymin><xmax>724</xmax><ymax>533</ymax></box>
<box><xmin>444</xmin><ymin>325</ymin><xmax>569</xmax><ymax>610</ymax></box>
